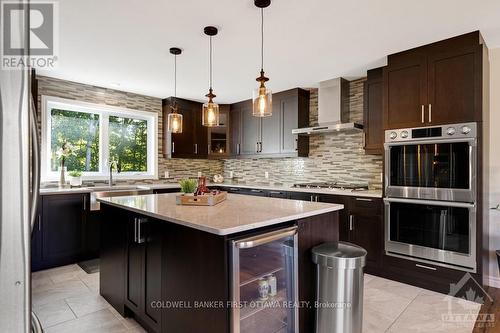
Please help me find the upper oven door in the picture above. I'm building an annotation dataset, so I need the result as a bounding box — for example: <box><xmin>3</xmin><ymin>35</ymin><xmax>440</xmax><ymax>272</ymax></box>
<box><xmin>385</xmin><ymin>137</ymin><xmax>476</xmax><ymax>202</ymax></box>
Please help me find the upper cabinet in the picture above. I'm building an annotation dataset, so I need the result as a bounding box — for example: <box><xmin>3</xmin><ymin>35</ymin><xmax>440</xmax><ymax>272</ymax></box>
<box><xmin>230</xmin><ymin>88</ymin><xmax>310</xmax><ymax>158</ymax></box>
<box><xmin>383</xmin><ymin>31</ymin><xmax>485</xmax><ymax>129</ymax></box>
<box><xmin>363</xmin><ymin>68</ymin><xmax>384</xmax><ymax>154</ymax></box>
<box><xmin>162</xmin><ymin>98</ymin><xmax>208</xmax><ymax>159</ymax></box>
<box><xmin>207</xmin><ymin>105</ymin><xmax>231</xmax><ymax>158</ymax></box>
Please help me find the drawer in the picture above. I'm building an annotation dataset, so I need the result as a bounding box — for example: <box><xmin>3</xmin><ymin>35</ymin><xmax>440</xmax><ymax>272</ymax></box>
<box><xmin>349</xmin><ymin>197</ymin><xmax>382</xmax><ymax>216</ymax></box>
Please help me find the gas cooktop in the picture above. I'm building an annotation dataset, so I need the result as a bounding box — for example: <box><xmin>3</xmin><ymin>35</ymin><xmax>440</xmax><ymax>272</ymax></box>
<box><xmin>291</xmin><ymin>182</ymin><xmax>369</xmax><ymax>191</ymax></box>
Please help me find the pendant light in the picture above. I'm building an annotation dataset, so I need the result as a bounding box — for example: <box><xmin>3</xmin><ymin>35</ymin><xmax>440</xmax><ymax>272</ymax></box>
<box><xmin>167</xmin><ymin>47</ymin><xmax>183</xmax><ymax>133</ymax></box>
<box><xmin>253</xmin><ymin>0</ymin><xmax>272</xmax><ymax>117</ymax></box>
<box><xmin>202</xmin><ymin>26</ymin><xmax>220</xmax><ymax>127</ymax></box>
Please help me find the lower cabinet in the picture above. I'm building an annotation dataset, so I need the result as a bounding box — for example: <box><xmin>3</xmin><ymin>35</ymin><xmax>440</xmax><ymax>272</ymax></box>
<box><xmin>32</xmin><ymin>193</ymin><xmax>89</xmax><ymax>271</ymax></box>
<box><xmin>124</xmin><ymin>218</ymin><xmax>163</xmax><ymax>332</ymax></box>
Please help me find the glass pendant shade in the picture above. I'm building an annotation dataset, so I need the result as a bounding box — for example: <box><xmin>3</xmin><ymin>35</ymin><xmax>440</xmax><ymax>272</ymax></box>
<box><xmin>167</xmin><ymin>111</ymin><xmax>183</xmax><ymax>133</ymax></box>
<box><xmin>252</xmin><ymin>85</ymin><xmax>272</xmax><ymax>117</ymax></box>
<box><xmin>202</xmin><ymin>100</ymin><xmax>219</xmax><ymax>127</ymax></box>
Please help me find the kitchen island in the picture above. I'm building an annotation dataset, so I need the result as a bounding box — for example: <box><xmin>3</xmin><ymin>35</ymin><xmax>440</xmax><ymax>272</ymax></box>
<box><xmin>98</xmin><ymin>193</ymin><xmax>343</xmax><ymax>333</ymax></box>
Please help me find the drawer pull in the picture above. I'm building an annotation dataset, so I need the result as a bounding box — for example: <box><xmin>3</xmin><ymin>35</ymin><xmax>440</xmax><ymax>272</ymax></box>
<box><xmin>415</xmin><ymin>263</ymin><xmax>437</xmax><ymax>271</ymax></box>
<box><xmin>355</xmin><ymin>198</ymin><xmax>373</xmax><ymax>202</ymax></box>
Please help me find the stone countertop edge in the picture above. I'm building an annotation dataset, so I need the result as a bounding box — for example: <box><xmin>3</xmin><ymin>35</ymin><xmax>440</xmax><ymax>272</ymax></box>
<box><xmin>40</xmin><ymin>182</ymin><xmax>382</xmax><ymax>198</ymax></box>
<box><xmin>97</xmin><ymin>195</ymin><xmax>344</xmax><ymax>236</ymax></box>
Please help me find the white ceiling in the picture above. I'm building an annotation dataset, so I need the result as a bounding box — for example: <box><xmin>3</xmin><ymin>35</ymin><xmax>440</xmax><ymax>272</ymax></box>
<box><xmin>39</xmin><ymin>0</ymin><xmax>500</xmax><ymax>103</ymax></box>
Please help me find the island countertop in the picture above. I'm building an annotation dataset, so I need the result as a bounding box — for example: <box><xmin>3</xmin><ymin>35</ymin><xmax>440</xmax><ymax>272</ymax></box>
<box><xmin>98</xmin><ymin>193</ymin><xmax>343</xmax><ymax>235</ymax></box>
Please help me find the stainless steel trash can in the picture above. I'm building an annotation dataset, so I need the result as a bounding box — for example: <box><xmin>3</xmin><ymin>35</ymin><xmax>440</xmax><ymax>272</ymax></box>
<box><xmin>312</xmin><ymin>242</ymin><xmax>367</xmax><ymax>333</ymax></box>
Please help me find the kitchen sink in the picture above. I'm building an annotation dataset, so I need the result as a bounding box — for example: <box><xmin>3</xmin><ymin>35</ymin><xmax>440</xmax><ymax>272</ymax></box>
<box><xmin>90</xmin><ymin>188</ymin><xmax>153</xmax><ymax>210</ymax></box>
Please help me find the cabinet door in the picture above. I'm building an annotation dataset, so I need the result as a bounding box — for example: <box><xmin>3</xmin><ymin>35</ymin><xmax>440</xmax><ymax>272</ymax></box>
<box><xmin>230</xmin><ymin>106</ymin><xmax>242</xmax><ymax>156</ymax></box>
<box><xmin>351</xmin><ymin>214</ymin><xmax>383</xmax><ymax>269</ymax></box>
<box><xmin>384</xmin><ymin>55</ymin><xmax>428</xmax><ymax>129</ymax></box>
<box><xmin>427</xmin><ymin>48</ymin><xmax>479</xmax><ymax>124</ymax></box>
<box><xmin>143</xmin><ymin>222</ymin><xmax>163</xmax><ymax>330</ymax></box>
<box><xmin>41</xmin><ymin>194</ymin><xmax>84</xmax><ymax>266</ymax></box>
<box><xmin>240</xmin><ymin>102</ymin><xmax>261</xmax><ymax>155</ymax></box>
<box><xmin>364</xmin><ymin>68</ymin><xmax>383</xmax><ymax>154</ymax></box>
<box><xmin>125</xmin><ymin>219</ymin><xmax>143</xmax><ymax>312</ymax></box>
<box><xmin>171</xmin><ymin>103</ymin><xmax>196</xmax><ymax>157</ymax></box>
<box><xmin>318</xmin><ymin>195</ymin><xmax>350</xmax><ymax>242</ymax></box>
<box><xmin>193</xmin><ymin>103</ymin><xmax>208</xmax><ymax>158</ymax></box>
<box><xmin>260</xmin><ymin>102</ymin><xmax>281</xmax><ymax>154</ymax></box>
<box><xmin>280</xmin><ymin>95</ymin><xmax>299</xmax><ymax>154</ymax></box>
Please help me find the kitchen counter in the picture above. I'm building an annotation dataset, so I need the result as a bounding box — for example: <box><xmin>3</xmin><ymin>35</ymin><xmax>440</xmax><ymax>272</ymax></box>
<box><xmin>40</xmin><ymin>181</ymin><xmax>383</xmax><ymax>198</ymax></box>
<box><xmin>98</xmin><ymin>193</ymin><xmax>343</xmax><ymax>235</ymax></box>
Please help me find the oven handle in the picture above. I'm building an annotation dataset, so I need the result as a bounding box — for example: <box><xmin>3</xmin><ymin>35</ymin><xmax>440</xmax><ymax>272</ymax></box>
<box><xmin>383</xmin><ymin>197</ymin><xmax>475</xmax><ymax>209</ymax></box>
<box><xmin>384</xmin><ymin>137</ymin><xmax>477</xmax><ymax>147</ymax></box>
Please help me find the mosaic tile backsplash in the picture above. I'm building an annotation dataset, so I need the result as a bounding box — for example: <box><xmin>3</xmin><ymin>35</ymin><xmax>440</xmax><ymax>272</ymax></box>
<box><xmin>37</xmin><ymin>76</ymin><xmax>382</xmax><ymax>188</ymax></box>
<box><xmin>224</xmin><ymin>79</ymin><xmax>383</xmax><ymax>189</ymax></box>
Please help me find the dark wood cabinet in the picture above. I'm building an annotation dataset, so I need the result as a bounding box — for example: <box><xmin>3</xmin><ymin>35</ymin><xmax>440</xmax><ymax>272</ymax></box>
<box><xmin>230</xmin><ymin>88</ymin><xmax>309</xmax><ymax>158</ymax></box>
<box><xmin>363</xmin><ymin>68</ymin><xmax>384</xmax><ymax>154</ymax></box>
<box><xmin>384</xmin><ymin>31</ymin><xmax>484</xmax><ymax>129</ymax></box>
<box><xmin>207</xmin><ymin>105</ymin><xmax>231</xmax><ymax>158</ymax></box>
<box><xmin>32</xmin><ymin>193</ymin><xmax>89</xmax><ymax>271</ymax></box>
<box><xmin>124</xmin><ymin>218</ymin><xmax>163</xmax><ymax>332</ymax></box>
<box><xmin>163</xmin><ymin>98</ymin><xmax>208</xmax><ymax>159</ymax></box>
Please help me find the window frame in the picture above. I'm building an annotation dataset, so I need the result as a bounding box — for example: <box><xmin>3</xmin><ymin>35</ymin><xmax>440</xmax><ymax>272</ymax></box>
<box><xmin>41</xmin><ymin>95</ymin><xmax>158</xmax><ymax>181</ymax></box>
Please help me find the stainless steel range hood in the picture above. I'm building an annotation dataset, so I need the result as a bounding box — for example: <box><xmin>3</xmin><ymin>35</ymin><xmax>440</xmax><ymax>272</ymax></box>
<box><xmin>292</xmin><ymin>78</ymin><xmax>363</xmax><ymax>135</ymax></box>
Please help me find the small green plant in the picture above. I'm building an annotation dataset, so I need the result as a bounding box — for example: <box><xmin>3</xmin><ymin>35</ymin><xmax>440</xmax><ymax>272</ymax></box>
<box><xmin>69</xmin><ymin>170</ymin><xmax>82</xmax><ymax>177</ymax></box>
<box><xmin>179</xmin><ymin>179</ymin><xmax>197</xmax><ymax>194</ymax></box>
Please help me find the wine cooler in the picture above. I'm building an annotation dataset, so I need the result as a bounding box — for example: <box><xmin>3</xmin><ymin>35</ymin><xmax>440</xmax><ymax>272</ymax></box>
<box><xmin>230</xmin><ymin>226</ymin><xmax>299</xmax><ymax>333</ymax></box>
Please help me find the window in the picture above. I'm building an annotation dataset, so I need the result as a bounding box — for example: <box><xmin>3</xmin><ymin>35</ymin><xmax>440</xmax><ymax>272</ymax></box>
<box><xmin>42</xmin><ymin>96</ymin><xmax>157</xmax><ymax>181</ymax></box>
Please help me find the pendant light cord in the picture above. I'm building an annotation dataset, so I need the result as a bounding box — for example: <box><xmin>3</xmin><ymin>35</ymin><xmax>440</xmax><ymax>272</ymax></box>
<box><xmin>261</xmin><ymin>8</ymin><xmax>264</xmax><ymax>71</ymax></box>
<box><xmin>174</xmin><ymin>54</ymin><xmax>177</xmax><ymax>99</ymax></box>
<box><xmin>209</xmin><ymin>36</ymin><xmax>213</xmax><ymax>90</ymax></box>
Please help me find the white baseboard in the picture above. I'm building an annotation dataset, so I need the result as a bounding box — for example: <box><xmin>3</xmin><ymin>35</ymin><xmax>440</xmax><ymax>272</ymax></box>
<box><xmin>485</xmin><ymin>274</ymin><xmax>500</xmax><ymax>288</ymax></box>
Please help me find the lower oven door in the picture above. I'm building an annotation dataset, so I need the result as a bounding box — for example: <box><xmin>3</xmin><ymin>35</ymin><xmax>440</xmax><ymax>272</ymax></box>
<box><xmin>384</xmin><ymin>198</ymin><xmax>476</xmax><ymax>272</ymax></box>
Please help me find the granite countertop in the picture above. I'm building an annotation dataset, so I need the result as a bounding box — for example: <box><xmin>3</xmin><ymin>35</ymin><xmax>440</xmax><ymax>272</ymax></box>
<box><xmin>98</xmin><ymin>193</ymin><xmax>343</xmax><ymax>235</ymax></box>
<box><xmin>40</xmin><ymin>181</ymin><xmax>382</xmax><ymax>198</ymax></box>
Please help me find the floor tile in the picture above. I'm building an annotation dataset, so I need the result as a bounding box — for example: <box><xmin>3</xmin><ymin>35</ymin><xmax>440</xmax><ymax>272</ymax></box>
<box><xmin>362</xmin><ymin>303</ymin><xmax>395</xmax><ymax>333</ymax></box>
<box><xmin>44</xmin><ymin>309</ymin><xmax>128</xmax><ymax>333</ymax></box>
<box><xmin>32</xmin><ymin>279</ymin><xmax>90</xmax><ymax>307</ymax></box>
<box><xmin>33</xmin><ymin>299</ymin><xmax>76</xmax><ymax>328</ymax></box>
<box><xmin>387</xmin><ymin>293</ymin><xmax>480</xmax><ymax>333</ymax></box>
<box><xmin>65</xmin><ymin>292</ymin><xmax>110</xmax><ymax>317</ymax></box>
<box><xmin>366</xmin><ymin>275</ymin><xmax>423</xmax><ymax>299</ymax></box>
<box><xmin>363</xmin><ymin>284</ymin><xmax>415</xmax><ymax>322</ymax></box>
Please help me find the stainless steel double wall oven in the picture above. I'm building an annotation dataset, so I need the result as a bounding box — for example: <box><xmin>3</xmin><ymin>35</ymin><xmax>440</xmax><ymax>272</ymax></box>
<box><xmin>384</xmin><ymin>123</ymin><xmax>477</xmax><ymax>272</ymax></box>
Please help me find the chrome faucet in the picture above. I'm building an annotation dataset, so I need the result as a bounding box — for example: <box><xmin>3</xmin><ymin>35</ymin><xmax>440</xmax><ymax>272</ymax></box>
<box><xmin>108</xmin><ymin>160</ymin><xmax>118</xmax><ymax>186</ymax></box>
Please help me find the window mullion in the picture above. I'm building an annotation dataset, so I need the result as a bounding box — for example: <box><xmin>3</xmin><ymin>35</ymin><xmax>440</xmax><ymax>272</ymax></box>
<box><xmin>101</xmin><ymin>113</ymin><xmax>110</xmax><ymax>176</ymax></box>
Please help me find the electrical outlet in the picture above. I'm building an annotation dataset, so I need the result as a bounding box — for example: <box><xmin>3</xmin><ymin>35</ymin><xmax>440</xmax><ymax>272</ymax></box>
<box><xmin>265</xmin><ymin>172</ymin><xmax>269</xmax><ymax>179</ymax></box>
<box><xmin>197</xmin><ymin>171</ymin><xmax>202</xmax><ymax>178</ymax></box>
<box><xmin>229</xmin><ymin>171</ymin><xmax>234</xmax><ymax>179</ymax></box>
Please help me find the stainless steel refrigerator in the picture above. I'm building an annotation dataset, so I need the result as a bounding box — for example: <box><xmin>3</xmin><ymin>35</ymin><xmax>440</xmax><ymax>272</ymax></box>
<box><xmin>0</xmin><ymin>0</ymin><xmax>43</xmax><ymax>331</ymax></box>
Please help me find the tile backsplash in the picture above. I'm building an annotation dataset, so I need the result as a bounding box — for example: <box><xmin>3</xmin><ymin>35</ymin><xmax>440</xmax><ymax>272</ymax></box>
<box><xmin>223</xmin><ymin>79</ymin><xmax>383</xmax><ymax>189</ymax></box>
<box><xmin>37</xmin><ymin>76</ymin><xmax>382</xmax><ymax>188</ymax></box>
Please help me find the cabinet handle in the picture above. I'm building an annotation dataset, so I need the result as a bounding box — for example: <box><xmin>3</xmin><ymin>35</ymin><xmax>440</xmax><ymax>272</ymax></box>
<box><xmin>208</xmin><ymin>144</ymin><xmax>211</xmax><ymax>153</ymax></box>
<box><xmin>315</xmin><ymin>195</ymin><xmax>319</xmax><ymax>202</ymax></box>
<box><xmin>83</xmin><ymin>196</ymin><xmax>86</xmax><ymax>210</ymax></box>
<box><xmin>349</xmin><ymin>215</ymin><xmax>354</xmax><ymax>231</ymax></box>
<box><xmin>237</xmin><ymin>143</ymin><xmax>241</xmax><ymax>155</ymax></box>
<box><xmin>136</xmin><ymin>217</ymin><xmax>147</xmax><ymax>244</ymax></box>
<box><xmin>194</xmin><ymin>143</ymin><xmax>198</xmax><ymax>154</ymax></box>
<box><xmin>255</xmin><ymin>142</ymin><xmax>259</xmax><ymax>153</ymax></box>
<box><xmin>355</xmin><ymin>198</ymin><xmax>373</xmax><ymax>202</ymax></box>
<box><xmin>172</xmin><ymin>142</ymin><xmax>175</xmax><ymax>153</ymax></box>
<box><xmin>251</xmin><ymin>189</ymin><xmax>262</xmax><ymax>193</ymax></box>
<box><xmin>294</xmin><ymin>138</ymin><xmax>298</xmax><ymax>151</ymax></box>
<box><xmin>421</xmin><ymin>105</ymin><xmax>425</xmax><ymax>123</ymax></box>
<box><xmin>310</xmin><ymin>195</ymin><xmax>314</xmax><ymax>202</ymax></box>
<box><xmin>38</xmin><ymin>215</ymin><xmax>41</xmax><ymax>231</ymax></box>
<box><xmin>259</xmin><ymin>142</ymin><xmax>263</xmax><ymax>153</ymax></box>
<box><xmin>416</xmin><ymin>263</ymin><xmax>437</xmax><ymax>271</ymax></box>
<box><xmin>428</xmin><ymin>104</ymin><xmax>432</xmax><ymax>123</ymax></box>
<box><xmin>362</xmin><ymin>132</ymin><xmax>366</xmax><ymax>148</ymax></box>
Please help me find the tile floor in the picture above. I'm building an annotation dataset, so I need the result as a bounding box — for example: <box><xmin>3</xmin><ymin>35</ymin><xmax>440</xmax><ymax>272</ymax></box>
<box><xmin>32</xmin><ymin>264</ymin><xmax>481</xmax><ymax>333</ymax></box>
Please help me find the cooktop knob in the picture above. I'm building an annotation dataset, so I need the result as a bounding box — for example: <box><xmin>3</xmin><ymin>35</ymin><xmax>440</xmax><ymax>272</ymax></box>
<box><xmin>446</xmin><ymin>127</ymin><xmax>456</xmax><ymax>135</ymax></box>
<box><xmin>390</xmin><ymin>131</ymin><xmax>397</xmax><ymax>140</ymax></box>
<box><xmin>400</xmin><ymin>130</ymin><xmax>409</xmax><ymax>139</ymax></box>
<box><xmin>461</xmin><ymin>126</ymin><xmax>471</xmax><ymax>135</ymax></box>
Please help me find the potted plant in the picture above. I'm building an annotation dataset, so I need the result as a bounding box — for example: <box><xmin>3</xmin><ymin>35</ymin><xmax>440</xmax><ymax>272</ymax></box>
<box><xmin>179</xmin><ymin>179</ymin><xmax>197</xmax><ymax>196</ymax></box>
<box><xmin>69</xmin><ymin>170</ymin><xmax>83</xmax><ymax>187</ymax></box>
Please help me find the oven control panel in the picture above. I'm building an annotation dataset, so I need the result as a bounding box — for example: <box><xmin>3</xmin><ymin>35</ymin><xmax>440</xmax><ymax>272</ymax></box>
<box><xmin>385</xmin><ymin>122</ymin><xmax>477</xmax><ymax>142</ymax></box>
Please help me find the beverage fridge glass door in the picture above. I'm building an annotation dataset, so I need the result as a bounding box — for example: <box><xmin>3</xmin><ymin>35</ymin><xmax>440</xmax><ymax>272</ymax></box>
<box><xmin>231</xmin><ymin>227</ymin><xmax>298</xmax><ymax>333</ymax></box>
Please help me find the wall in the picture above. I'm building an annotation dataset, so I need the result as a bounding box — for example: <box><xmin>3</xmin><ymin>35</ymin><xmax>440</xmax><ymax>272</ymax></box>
<box><xmin>36</xmin><ymin>75</ymin><xmax>223</xmax><ymax>183</ymax></box>
<box><xmin>487</xmin><ymin>48</ymin><xmax>500</xmax><ymax>287</ymax></box>
<box><xmin>223</xmin><ymin>79</ymin><xmax>384</xmax><ymax>189</ymax></box>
